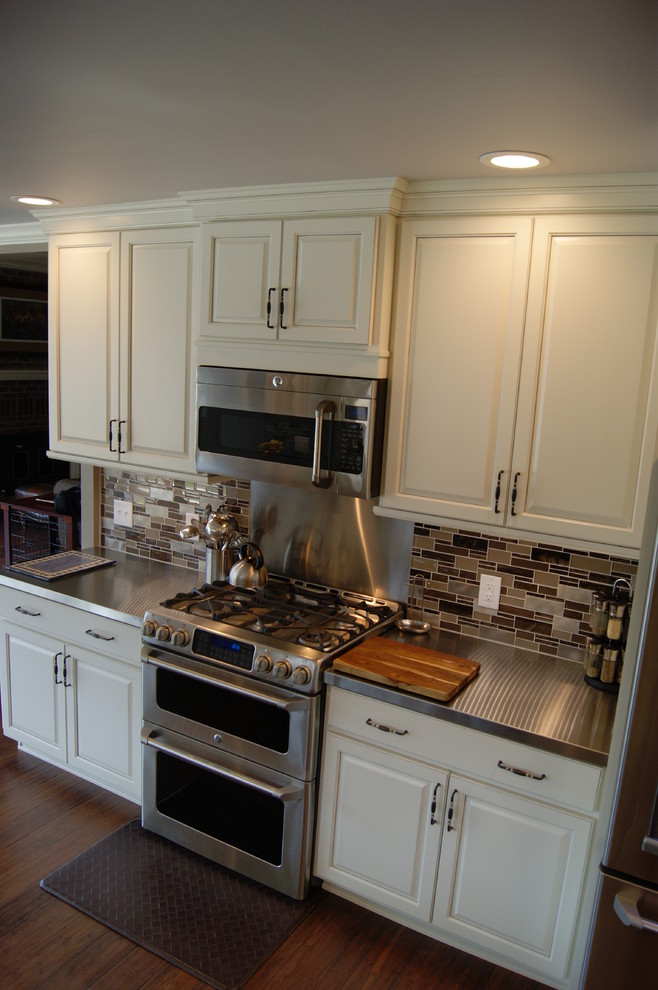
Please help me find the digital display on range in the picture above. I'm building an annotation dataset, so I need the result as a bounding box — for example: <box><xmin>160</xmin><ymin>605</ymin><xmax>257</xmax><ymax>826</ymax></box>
<box><xmin>192</xmin><ymin>629</ymin><xmax>254</xmax><ymax>670</ymax></box>
<box><xmin>345</xmin><ymin>404</ymin><xmax>368</xmax><ymax>421</ymax></box>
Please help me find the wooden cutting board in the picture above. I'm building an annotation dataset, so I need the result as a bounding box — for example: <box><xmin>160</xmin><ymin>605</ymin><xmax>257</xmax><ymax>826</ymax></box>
<box><xmin>333</xmin><ymin>639</ymin><xmax>480</xmax><ymax>701</ymax></box>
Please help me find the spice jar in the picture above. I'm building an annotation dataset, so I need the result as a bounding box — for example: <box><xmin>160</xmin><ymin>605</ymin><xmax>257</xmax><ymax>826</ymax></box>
<box><xmin>606</xmin><ymin>601</ymin><xmax>627</xmax><ymax>641</ymax></box>
<box><xmin>588</xmin><ymin>592</ymin><xmax>609</xmax><ymax>635</ymax></box>
<box><xmin>584</xmin><ymin>635</ymin><xmax>603</xmax><ymax>678</ymax></box>
<box><xmin>600</xmin><ymin>641</ymin><xmax>620</xmax><ymax>683</ymax></box>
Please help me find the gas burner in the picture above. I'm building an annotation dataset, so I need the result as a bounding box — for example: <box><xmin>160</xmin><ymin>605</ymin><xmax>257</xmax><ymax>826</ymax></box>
<box><xmin>297</xmin><ymin>628</ymin><xmax>348</xmax><ymax>652</ymax></box>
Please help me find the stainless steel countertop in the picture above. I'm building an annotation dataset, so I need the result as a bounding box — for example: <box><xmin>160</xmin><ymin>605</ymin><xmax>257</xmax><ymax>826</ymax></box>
<box><xmin>1</xmin><ymin>550</ymin><xmax>617</xmax><ymax>765</ymax></box>
<box><xmin>324</xmin><ymin>627</ymin><xmax>618</xmax><ymax>767</ymax></box>
<box><xmin>0</xmin><ymin>547</ymin><xmax>192</xmax><ymax>626</ymax></box>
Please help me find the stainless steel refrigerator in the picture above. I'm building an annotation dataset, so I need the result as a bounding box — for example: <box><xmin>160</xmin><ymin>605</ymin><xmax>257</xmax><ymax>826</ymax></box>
<box><xmin>581</xmin><ymin>465</ymin><xmax>658</xmax><ymax>987</ymax></box>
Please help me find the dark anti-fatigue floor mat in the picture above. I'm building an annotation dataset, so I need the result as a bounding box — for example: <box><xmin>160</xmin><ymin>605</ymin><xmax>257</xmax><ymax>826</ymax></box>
<box><xmin>40</xmin><ymin>819</ymin><xmax>321</xmax><ymax>989</ymax></box>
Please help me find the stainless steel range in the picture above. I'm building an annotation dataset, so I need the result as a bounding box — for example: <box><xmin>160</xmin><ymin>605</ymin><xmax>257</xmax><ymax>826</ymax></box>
<box><xmin>140</xmin><ymin>573</ymin><xmax>402</xmax><ymax>899</ymax></box>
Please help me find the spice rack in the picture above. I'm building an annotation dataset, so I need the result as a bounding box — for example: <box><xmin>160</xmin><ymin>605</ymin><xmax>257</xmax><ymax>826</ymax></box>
<box><xmin>583</xmin><ymin>578</ymin><xmax>633</xmax><ymax>693</ymax></box>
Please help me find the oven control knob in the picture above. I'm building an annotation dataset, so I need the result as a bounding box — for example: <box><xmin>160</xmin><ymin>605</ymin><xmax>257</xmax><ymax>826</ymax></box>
<box><xmin>171</xmin><ymin>628</ymin><xmax>190</xmax><ymax>647</ymax></box>
<box><xmin>255</xmin><ymin>652</ymin><xmax>273</xmax><ymax>673</ymax></box>
<box><xmin>155</xmin><ymin>624</ymin><xmax>172</xmax><ymax>642</ymax></box>
<box><xmin>292</xmin><ymin>665</ymin><xmax>311</xmax><ymax>686</ymax></box>
<box><xmin>273</xmin><ymin>659</ymin><xmax>292</xmax><ymax>680</ymax></box>
<box><xmin>142</xmin><ymin>619</ymin><xmax>158</xmax><ymax>638</ymax></box>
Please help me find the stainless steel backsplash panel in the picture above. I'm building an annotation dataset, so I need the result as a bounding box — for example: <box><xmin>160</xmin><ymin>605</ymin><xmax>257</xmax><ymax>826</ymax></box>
<box><xmin>250</xmin><ymin>482</ymin><xmax>412</xmax><ymax>602</ymax></box>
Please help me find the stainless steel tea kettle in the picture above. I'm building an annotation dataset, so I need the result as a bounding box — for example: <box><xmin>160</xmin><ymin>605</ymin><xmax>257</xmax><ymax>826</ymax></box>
<box><xmin>228</xmin><ymin>541</ymin><xmax>269</xmax><ymax>589</ymax></box>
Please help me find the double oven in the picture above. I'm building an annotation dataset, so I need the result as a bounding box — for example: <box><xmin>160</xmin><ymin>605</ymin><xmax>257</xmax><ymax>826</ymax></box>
<box><xmin>141</xmin><ymin>576</ymin><xmax>401</xmax><ymax>899</ymax></box>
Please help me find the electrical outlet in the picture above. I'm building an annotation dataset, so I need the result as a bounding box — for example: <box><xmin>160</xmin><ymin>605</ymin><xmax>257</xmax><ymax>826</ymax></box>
<box><xmin>113</xmin><ymin>498</ymin><xmax>133</xmax><ymax>527</ymax></box>
<box><xmin>478</xmin><ymin>574</ymin><xmax>502</xmax><ymax>610</ymax></box>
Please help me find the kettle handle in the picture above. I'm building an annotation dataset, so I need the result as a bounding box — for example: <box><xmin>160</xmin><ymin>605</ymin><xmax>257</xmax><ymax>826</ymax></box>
<box><xmin>240</xmin><ymin>542</ymin><xmax>265</xmax><ymax>569</ymax></box>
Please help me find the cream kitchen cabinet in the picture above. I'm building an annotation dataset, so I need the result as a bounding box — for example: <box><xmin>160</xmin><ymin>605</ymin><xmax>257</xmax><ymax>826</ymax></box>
<box><xmin>380</xmin><ymin>214</ymin><xmax>658</xmax><ymax>550</ymax></box>
<box><xmin>314</xmin><ymin>731</ymin><xmax>448</xmax><ymax>921</ymax></box>
<box><xmin>432</xmin><ymin>775</ymin><xmax>591</xmax><ymax>981</ymax></box>
<box><xmin>314</xmin><ymin>685</ymin><xmax>599</xmax><ymax>986</ymax></box>
<box><xmin>0</xmin><ymin>589</ymin><xmax>141</xmax><ymax>801</ymax></box>
<box><xmin>197</xmin><ymin>216</ymin><xmax>390</xmax><ymax>377</ymax></box>
<box><xmin>48</xmin><ymin>226</ymin><xmax>199</xmax><ymax>477</ymax></box>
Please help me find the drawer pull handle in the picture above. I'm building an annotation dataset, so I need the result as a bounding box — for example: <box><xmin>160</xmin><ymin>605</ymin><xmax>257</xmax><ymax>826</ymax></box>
<box><xmin>497</xmin><ymin>758</ymin><xmax>546</xmax><ymax>781</ymax></box>
<box><xmin>85</xmin><ymin>628</ymin><xmax>115</xmax><ymax>642</ymax></box>
<box><xmin>366</xmin><ymin>717</ymin><xmax>408</xmax><ymax>736</ymax></box>
<box><xmin>15</xmin><ymin>605</ymin><xmax>41</xmax><ymax>617</ymax></box>
<box><xmin>614</xmin><ymin>889</ymin><xmax>658</xmax><ymax>933</ymax></box>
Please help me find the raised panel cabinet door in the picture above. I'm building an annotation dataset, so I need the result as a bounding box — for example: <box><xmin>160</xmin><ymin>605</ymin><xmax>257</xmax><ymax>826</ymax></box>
<box><xmin>279</xmin><ymin>217</ymin><xmax>376</xmax><ymax>344</ymax></box>
<box><xmin>200</xmin><ymin>220</ymin><xmax>282</xmax><ymax>340</ymax></box>
<box><xmin>48</xmin><ymin>232</ymin><xmax>120</xmax><ymax>462</ymax></box>
<box><xmin>380</xmin><ymin>217</ymin><xmax>532</xmax><ymax>525</ymax></box>
<box><xmin>314</xmin><ymin>732</ymin><xmax>447</xmax><ymax>920</ymax></box>
<box><xmin>432</xmin><ymin>776</ymin><xmax>591</xmax><ymax>981</ymax></box>
<box><xmin>0</xmin><ymin>622</ymin><xmax>66</xmax><ymax>763</ymax></box>
<box><xmin>510</xmin><ymin>215</ymin><xmax>658</xmax><ymax>549</ymax></box>
<box><xmin>65</xmin><ymin>647</ymin><xmax>141</xmax><ymax>801</ymax></box>
<box><xmin>119</xmin><ymin>227</ymin><xmax>199</xmax><ymax>473</ymax></box>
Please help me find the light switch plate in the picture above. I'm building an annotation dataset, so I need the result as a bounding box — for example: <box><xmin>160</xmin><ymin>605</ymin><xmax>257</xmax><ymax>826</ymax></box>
<box><xmin>113</xmin><ymin>498</ymin><xmax>133</xmax><ymax>527</ymax></box>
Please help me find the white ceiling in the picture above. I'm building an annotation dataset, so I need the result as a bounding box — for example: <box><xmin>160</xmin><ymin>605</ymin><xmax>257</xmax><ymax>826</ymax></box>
<box><xmin>1</xmin><ymin>0</ymin><xmax>656</xmax><ymax>231</ymax></box>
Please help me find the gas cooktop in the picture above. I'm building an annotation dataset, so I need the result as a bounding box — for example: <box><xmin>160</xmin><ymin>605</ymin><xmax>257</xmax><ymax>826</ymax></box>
<box><xmin>141</xmin><ymin>574</ymin><xmax>403</xmax><ymax>694</ymax></box>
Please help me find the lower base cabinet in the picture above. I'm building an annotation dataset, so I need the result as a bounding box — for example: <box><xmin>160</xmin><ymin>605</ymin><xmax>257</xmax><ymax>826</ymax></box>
<box><xmin>431</xmin><ymin>775</ymin><xmax>591</xmax><ymax>980</ymax></box>
<box><xmin>0</xmin><ymin>610</ymin><xmax>141</xmax><ymax>802</ymax></box>
<box><xmin>314</xmin><ymin>686</ymin><xmax>596</xmax><ymax>987</ymax></box>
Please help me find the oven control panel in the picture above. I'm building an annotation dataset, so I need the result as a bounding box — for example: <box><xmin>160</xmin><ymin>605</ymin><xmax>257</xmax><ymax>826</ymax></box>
<box><xmin>141</xmin><ymin>612</ymin><xmax>323</xmax><ymax>693</ymax></box>
<box><xmin>192</xmin><ymin>629</ymin><xmax>254</xmax><ymax>671</ymax></box>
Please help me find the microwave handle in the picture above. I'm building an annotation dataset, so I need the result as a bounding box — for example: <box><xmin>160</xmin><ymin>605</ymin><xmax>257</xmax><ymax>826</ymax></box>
<box><xmin>312</xmin><ymin>399</ymin><xmax>335</xmax><ymax>488</ymax></box>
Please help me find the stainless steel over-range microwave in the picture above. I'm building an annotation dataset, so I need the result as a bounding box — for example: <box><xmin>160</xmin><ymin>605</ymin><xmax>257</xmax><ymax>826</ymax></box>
<box><xmin>195</xmin><ymin>366</ymin><xmax>387</xmax><ymax>498</ymax></box>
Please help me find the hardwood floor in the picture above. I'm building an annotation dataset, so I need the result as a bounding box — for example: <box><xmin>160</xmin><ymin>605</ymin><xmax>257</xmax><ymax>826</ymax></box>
<box><xmin>0</xmin><ymin>729</ymin><xmax>547</xmax><ymax>990</ymax></box>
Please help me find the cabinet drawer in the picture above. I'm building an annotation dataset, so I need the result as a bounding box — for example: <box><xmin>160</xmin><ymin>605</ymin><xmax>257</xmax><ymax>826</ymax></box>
<box><xmin>325</xmin><ymin>685</ymin><xmax>602</xmax><ymax>812</ymax></box>
<box><xmin>0</xmin><ymin>585</ymin><xmax>141</xmax><ymax>665</ymax></box>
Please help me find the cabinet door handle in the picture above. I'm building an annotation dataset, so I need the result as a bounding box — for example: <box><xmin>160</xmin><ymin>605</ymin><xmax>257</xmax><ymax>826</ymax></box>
<box><xmin>109</xmin><ymin>418</ymin><xmax>117</xmax><ymax>452</ymax></box>
<box><xmin>510</xmin><ymin>472</ymin><xmax>521</xmax><ymax>516</ymax></box>
<box><xmin>85</xmin><ymin>628</ymin><xmax>115</xmax><ymax>642</ymax></box>
<box><xmin>15</xmin><ymin>605</ymin><xmax>41</xmax><ymax>617</ymax></box>
<box><xmin>446</xmin><ymin>788</ymin><xmax>459</xmax><ymax>831</ymax></box>
<box><xmin>365</xmin><ymin>717</ymin><xmax>409</xmax><ymax>737</ymax></box>
<box><xmin>118</xmin><ymin>420</ymin><xmax>126</xmax><ymax>454</ymax></box>
<box><xmin>430</xmin><ymin>782</ymin><xmax>442</xmax><ymax>825</ymax></box>
<box><xmin>279</xmin><ymin>287</ymin><xmax>288</xmax><ymax>329</ymax></box>
<box><xmin>494</xmin><ymin>470</ymin><xmax>504</xmax><ymax>514</ymax></box>
<box><xmin>63</xmin><ymin>654</ymin><xmax>72</xmax><ymax>688</ymax></box>
<box><xmin>266</xmin><ymin>287</ymin><xmax>276</xmax><ymax>329</ymax></box>
<box><xmin>54</xmin><ymin>652</ymin><xmax>63</xmax><ymax>685</ymax></box>
<box><xmin>497</xmin><ymin>758</ymin><xmax>546</xmax><ymax>781</ymax></box>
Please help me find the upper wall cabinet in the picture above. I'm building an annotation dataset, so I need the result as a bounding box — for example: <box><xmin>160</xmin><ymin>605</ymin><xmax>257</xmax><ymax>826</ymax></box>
<box><xmin>196</xmin><ymin>213</ymin><xmax>397</xmax><ymax>378</ymax></box>
<box><xmin>380</xmin><ymin>214</ymin><xmax>658</xmax><ymax>551</ymax></box>
<box><xmin>48</xmin><ymin>227</ymin><xmax>200</xmax><ymax>477</ymax></box>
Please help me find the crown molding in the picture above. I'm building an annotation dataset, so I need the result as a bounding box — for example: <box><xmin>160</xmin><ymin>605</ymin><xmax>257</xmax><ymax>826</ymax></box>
<box><xmin>0</xmin><ymin>222</ymin><xmax>47</xmax><ymax>247</ymax></box>
<box><xmin>32</xmin><ymin>198</ymin><xmax>194</xmax><ymax>234</ymax></box>
<box><xmin>181</xmin><ymin>177</ymin><xmax>408</xmax><ymax>219</ymax></box>
<box><xmin>400</xmin><ymin>172</ymin><xmax>658</xmax><ymax>215</ymax></box>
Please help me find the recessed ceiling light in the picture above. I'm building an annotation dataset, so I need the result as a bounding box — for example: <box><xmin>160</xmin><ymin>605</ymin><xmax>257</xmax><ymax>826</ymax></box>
<box><xmin>10</xmin><ymin>194</ymin><xmax>61</xmax><ymax>206</ymax></box>
<box><xmin>479</xmin><ymin>151</ymin><xmax>551</xmax><ymax>169</ymax></box>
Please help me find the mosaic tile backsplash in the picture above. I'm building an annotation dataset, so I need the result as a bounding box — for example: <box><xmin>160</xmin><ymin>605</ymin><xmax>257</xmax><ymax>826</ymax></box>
<box><xmin>101</xmin><ymin>471</ymin><xmax>638</xmax><ymax>662</ymax></box>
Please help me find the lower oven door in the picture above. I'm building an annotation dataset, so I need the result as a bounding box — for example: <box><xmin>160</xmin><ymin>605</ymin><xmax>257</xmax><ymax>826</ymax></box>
<box><xmin>141</xmin><ymin>722</ymin><xmax>314</xmax><ymax>899</ymax></box>
<box><xmin>142</xmin><ymin>647</ymin><xmax>320</xmax><ymax>780</ymax></box>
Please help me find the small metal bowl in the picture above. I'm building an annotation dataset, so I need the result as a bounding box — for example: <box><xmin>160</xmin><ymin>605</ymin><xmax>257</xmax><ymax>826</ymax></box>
<box><xmin>395</xmin><ymin>618</ymin><xmax>431</xmax><ymax>635</ymax></box>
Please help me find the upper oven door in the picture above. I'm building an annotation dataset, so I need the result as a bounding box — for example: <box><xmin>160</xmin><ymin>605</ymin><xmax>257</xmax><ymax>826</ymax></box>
<box><xmin>195</xmin><ymin>366</ymin><xmax>381</xmax><ymax>497</ymax></box>
<box><xmin>142</xmin><ymin>647</ymin><xmax>321</xmax><ymax>781</ymax></box>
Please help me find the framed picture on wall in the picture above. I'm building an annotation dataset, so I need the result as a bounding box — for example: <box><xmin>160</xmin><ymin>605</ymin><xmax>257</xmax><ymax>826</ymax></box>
<box><xmin>0</xmin><ymin>297</ymin><xmax>48</xmax><ymax>341</ymax></box>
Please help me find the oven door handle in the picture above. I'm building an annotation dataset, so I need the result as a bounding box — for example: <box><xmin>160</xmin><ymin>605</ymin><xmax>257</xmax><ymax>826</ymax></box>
<box><xmin>141</xmin><ymin>729</ymin><xmax>304</xmax><ymax>802</ymax></box>
<box><xmin>142</xmin><ymin>652</ymin><xmax>308</xmax><ymax>711</ymax></box>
